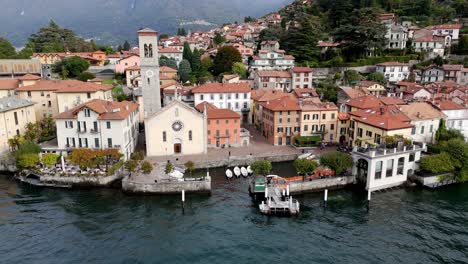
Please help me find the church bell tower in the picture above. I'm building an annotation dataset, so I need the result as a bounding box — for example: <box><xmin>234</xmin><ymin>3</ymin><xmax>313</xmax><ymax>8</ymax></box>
<box><xmin>138</xmin><ymin>28</ymin><xmax>161</xmax><ymax>118</ymax></box>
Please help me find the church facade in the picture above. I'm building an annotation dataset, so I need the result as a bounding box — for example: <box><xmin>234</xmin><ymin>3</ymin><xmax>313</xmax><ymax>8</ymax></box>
<box><xmin>138</xmin><ymin>28</ymin><xmax>207</xmax><ymax>157</ymax></box>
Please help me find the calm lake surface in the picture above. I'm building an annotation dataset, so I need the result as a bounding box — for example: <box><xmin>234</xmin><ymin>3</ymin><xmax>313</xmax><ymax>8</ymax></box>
<box><xmin>0</xmin><ymin>163</ymin><xmax>467</xmax><ymax>264</ymax></box>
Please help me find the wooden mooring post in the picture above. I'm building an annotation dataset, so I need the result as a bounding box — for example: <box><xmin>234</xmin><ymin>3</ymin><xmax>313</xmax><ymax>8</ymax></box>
<box><xmin>182</xmin><ymin>189</ymin><xmax>185</xmax><ymax>214</ymax></box>
<box><xmin>367</xmin><ymin>190</ymin><xmax>371</xmax><ymax>212</ymax></box>
<box><xmin>324</xmin><ymin>189</ymin><xmax>328</xmax><ymax>208</ymax></box>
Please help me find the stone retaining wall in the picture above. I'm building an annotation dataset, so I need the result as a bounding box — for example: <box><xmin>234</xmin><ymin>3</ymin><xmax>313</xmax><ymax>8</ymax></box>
<box><xmin>40</xmin><ymin>172</ymin><xmax>126</xmax><ymax>187</ymax></box>
<box><xmin>122</xmin><ymin>176</ymin><xmax>211</xmax><ymax>194</ymax></box>
<box><xmin>289</xmin><ymin>176</ymin><xmax>355</xmax><ymax>194</ymax></box>
<box><xmin>0</xmin><ymin>155</ymin><xmax>18</xmax><ymax>173</ymax></box>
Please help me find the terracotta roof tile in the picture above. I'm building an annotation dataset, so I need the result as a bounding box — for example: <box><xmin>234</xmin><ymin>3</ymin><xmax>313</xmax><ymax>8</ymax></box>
<box><xmin>261</xmin><ymin>96</ymin><xmax>300</xmax><ymax>111</ymax></box>
<box><xmin>399</xmin><ymin>102</ymin><xmax>446</xmax><ymax>120</ymax></box>
<box><xmin>345</xmin><ymin>95</ymin><xmax>383</xmax><ymax>109</ymax></box>
<box><xmin>54</xmin><ymin>99</ymin><xmax>138</xmax><ymax>120</ymax></box>
<box><xmin>380</xmin><ymin>97</ymin><xmax>405</xmax><ymax>105</ymax></box>
<box><xmin>350</xmin><ymin>105</ymin><xmax>413</xmax><ymax>130</ymax></box>
<box><xmin>0</xmin><ymin>79</ymin><xmax>19</xmax><ymax>90</ymax></box>
<box><xmin>18</xmin><ymin>74</ymin><xmax>41</xmax><ymax>81</ymax></box>
<box><xmin>292</xmin><ymin>67</ymin><xmax>313</xmax><ymax>73</ymax></box>
<box><xmin>256</xmin><ymin>70</ymin><xmax>291</xmax><ymax>78</ymax></box>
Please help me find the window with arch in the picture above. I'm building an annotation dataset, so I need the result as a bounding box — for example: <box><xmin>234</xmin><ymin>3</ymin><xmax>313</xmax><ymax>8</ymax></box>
<box><xmin>188</xmin><ymin>130</ymin><xmax>192</xmax><ymax>141</ymax></box>
<box><xmin>144</xmin><ymin>44</ymin><xmax>148</xmax><ymax>57</ymax></box>
<box><xmin>397</xmin><ymin>157</ymin><xmax>405</xmax><ymax>175</ymax></box>
<box><xmin>148</xmin><ymin>44</ymin><xmax>153</xmax><ymax>57</ymax></box>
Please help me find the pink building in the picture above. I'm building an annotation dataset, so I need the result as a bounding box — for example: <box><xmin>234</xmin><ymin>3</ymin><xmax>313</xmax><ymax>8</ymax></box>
<box><xmin>115</xmin><ymin>54</ymin><xmax>140</xmax><ymax>74</ymax></box>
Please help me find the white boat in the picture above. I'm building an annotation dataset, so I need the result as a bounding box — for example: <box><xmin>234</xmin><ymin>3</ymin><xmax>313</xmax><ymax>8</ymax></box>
<box><xmin>169</xmin><ymin>170</ymin><xmax>184</xmax><ymax>179</ymax></box>
<box><xmin>233</xmin><ymin>167</ymin><xmax>241</xmax><ymax>178</ymax></box>
<box><xmin>225</xmin><ymin>169</ymin><xmax>233</xmax><ymax>179</ymax></box>
<box><xmin>247</xmin><ymin>166</ymin><xmax>253</xmax><ymax>175</ymax></box>
<box><xmin>241</xmin><ymin>167</ymin><xmax>248</xmax><ymax>177</ymax></box>
<box><xmin>298</xmin><ymin>153</ymin><xmax>315</xmax><ymax>159</ymax></box>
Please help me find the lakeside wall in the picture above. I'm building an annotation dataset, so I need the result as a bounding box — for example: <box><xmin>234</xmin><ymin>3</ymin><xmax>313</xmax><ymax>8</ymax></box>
<box><xmin>182</xmin><ymin>153</ymin><xmax>299</xmax><ymax>169</ymax></box>
<box><xmin>289</xmin><ymin>176</ymin><xmax>355</xmax><ymax>194</ymax></box>
<box><xmin>122</xmin><ymin>176</ymin><xmax>211</xmax><ymax>194</ymax></box>
<box><xmin>39</xmin><ymin>173</ymin><xmax>125</xmax><ymax>187</ymax></box>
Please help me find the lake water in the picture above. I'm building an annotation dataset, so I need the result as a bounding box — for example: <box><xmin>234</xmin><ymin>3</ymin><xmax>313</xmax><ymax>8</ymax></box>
<box><xmin>0</xmin><ymin>166</ymin><xmax>467</xmax><ymax>264</ymax></box>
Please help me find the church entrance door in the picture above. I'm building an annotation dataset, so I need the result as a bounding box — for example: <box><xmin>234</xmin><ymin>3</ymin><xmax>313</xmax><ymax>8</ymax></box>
<box><xmin>174</xmin><ymin>143</ymin><xmax>182</xmax><ymax>154</ymax></box>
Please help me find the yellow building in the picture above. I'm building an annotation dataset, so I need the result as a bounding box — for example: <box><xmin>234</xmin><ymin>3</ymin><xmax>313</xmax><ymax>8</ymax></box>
<box><xmin>348</xmin><ymin>105</ymin><xmax>413</xmax><ymax>147</ymax></box>
<box><xmin>300</xmin><ymin>100</ymin><xmax>339</xmax><ymax>143</ymax></box>
<box><xmin>0</xmin><ymin>97</ymin><xmax>36</xmax><ymax>154</ymax></box>
<box><xmin>16</xmin><ymin>79</ymin><xmax>113</xmax><ymax>120</ymax></box>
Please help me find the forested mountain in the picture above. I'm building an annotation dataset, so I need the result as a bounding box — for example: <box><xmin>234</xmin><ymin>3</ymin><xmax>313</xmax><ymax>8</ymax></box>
<box><xmin>0</xmin><ymin>0</ymin><xmax>290</xmax><ymax>46</ymax></box>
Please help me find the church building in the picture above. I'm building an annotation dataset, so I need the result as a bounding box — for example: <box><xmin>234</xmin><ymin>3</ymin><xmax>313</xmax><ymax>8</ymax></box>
<box><xmin>138</xmin><ymin>28</ymin><xmax>207</xmax><ymax>156</ymax></box>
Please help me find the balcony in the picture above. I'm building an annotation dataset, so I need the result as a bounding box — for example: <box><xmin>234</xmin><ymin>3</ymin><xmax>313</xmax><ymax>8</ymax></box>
<box><xmin>90</xmin><ymin>129</ymin><xmax>99</xmax><ymax>134</ymax></box>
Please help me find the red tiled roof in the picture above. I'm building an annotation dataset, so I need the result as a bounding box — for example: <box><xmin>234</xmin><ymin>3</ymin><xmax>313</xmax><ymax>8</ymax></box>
<box><xmin>292</xmin><ymin>67</ymin><xmax>313</xmax><ymax>73</ymax></box>
<box><xmin>433</xmin><ymin>100</ymin><xmax>466</xmax><ymax>110</ymax></box>
<box><xmin>261</xmin><ymin>96</ymin><xmax>300</xmax><ymax>111</ymax></box>
<box><xmin>163</xmin><ymin>84</ymin><xmax>193</xmax><ymax>95</ymax></box>
<box><xmin>195</xmin><ymin>101</ymin><xmax>218</xmax><ymax>112</ymax></box>
<box><xmin>293</xmin><ymin>88</ymin><xmax>318</xmax><ymax>98</ymax></box>
<box><xmin>350</xmin><ymin>105</ymin><xmax>413</xmax><ymax>130</ymax></box>
<box><xmin>345</xmin><ymin>95</ymin><xmax>383</xmax><ymax>109</ymax></box>
<box><xmin>301</xmin><ymin>101</ymin><xmax>338</xmax><ymax>111</ymax></box>
<box><xmin>159</xmin><ymin>47</ymin><xmax>182</xmax><ymax>53</ymax></box>
<box><xmin>54</xmin><ymin>99</ymin><xmax>138</xmax><ymax>120</ymax></box>
<box><xmin>256</xmin><ymin>70</ymin><xmax>291</xmax><ymax>78</ymax></box>
<box><xmin>338</xmin><ymin>112</ymin><xmax>350</xmax><ymax>121</ymax></box>
<box><xmin>191</xmin><ymin>83</ymin><xmax>250</xmax><ymax>94</ymax></box>
<box><xmin>126</xmin><ymin>65</ymin><xmax>141</xmax><ymax>71</ymax></box>
<box><xmin>16</xmin><ymin>80</ymin><xmax>113</xmax><ymax>93</ymax></box>
<box><xmin>380</xmin><ymin>96</ymin><xmax>405</xmax><ymax>105</ymax></box>
<box><xmin>207</xmin><ymin>108</ymin><xmax>241</xmax><ymax>119</ymax></box>
<box><xmin>0</xmin><ymin>79</ymin><xmax>19</xmax><ymax>90</ymax></box>
<box><xmin>251</xmin><ymin>90</ymin><xmax>291</xmax><ymax>101</ymax></box>
<box><xmin>18</xmin><ymin>74</ymin><xmax>41</xmax><ymax>81</ymax></box>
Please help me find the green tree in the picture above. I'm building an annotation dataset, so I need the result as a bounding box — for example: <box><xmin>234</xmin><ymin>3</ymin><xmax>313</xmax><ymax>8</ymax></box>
<box><xmin>179</xmin><ymin>59</ymin><xmax>192</xmax><ymax>83</ymax></box>
<box><xmin>420</xmin><ymin>152</ymin><xmax>455</xmax><ymax>174</ymax></box>
<box><xmin>344</xmin><ymin>70</ymin><xmax>363</xmax><ymax>85</ymax></box>
<box><xmin>319</xmin><ymin>151</ymin><xmax>353</xmax><ymax>175</ymax></box>
<box><xmin>244</xmin><ymin>16</ymin><xmax>256</xmax><ymax>23</ymax></box>
<box><xmin>42</xmin><ymin>153</ymin><xmax>59</xmax><ymax>167</ymax></box>
<box><xmin>440</xmin><ymin>139</ymin><xmax>468</xmax><ymax>169</ymax></box>
<box><xmin>68</xmin><ymin>148</ymin><xmax>95</xmax><ymax>169</ymax></box>
<box><xmin>52</xmin><ymin>56</ymin><xmax>90</xmax><ymax>78</ymax></box>
<box><xmin>183</xmin><ymin>42</ymin><xmax>193</xmax><ymax>63</ymax></box>
<box><xmin>367</xmin><ymin>72</ymin><xmax>386</xmax><ymax>84</ymax></box>
<box><xmin>455</xmin><ymin>35</ymin><xmax>468</xmax><ymax>55</ymax></box>
<box><xmin>27</xmin><ymin>20</ymin><xmax>94</xmax><ymax>52</ymax></box>
<box><xmin>0</xmin><ymin>38</ymin><xmax>17</xmax><ymax>59</ymax></box>
<box><xmin>77</xmin><ymin>72</ymin><xmax>96</xmax><ymax>82</ymax></box>
<box><xmin>177</xmin><ymin>28</ymin><xmax>187</xmax><ymax>36</ymax></box>
<box><xmin>191</xmin><ymin>48</ymin><xmax>201</xmax><ymax>73</ymax></box>
<box><xmin>130</xmin><ymin>151</ymin><xmax>145</xmax><ymax>161</ymax></box>
<box><xmin>124</xmin><ymin>160</ymin><xmax>138</xmax><ymax>172</ymax></box>
<box><xmin>159</xmin><ymin>56</ymin><xmax>178</xmax><ymax>70</ymax></box>
<box><xmin>184</xmin><ymin>161</ymin><xmax>195</xmax><ymax>176</ymax></box>
<box><xmin>280</xmin><ymin>18</ymin><xmax>322</xmax><ymax>63</ymax></box>
<box><xmin>213</xmin><ymin>33</ymin><xmax>226</xmax><ymax>46</ymax></box>
<box><xmin>23</xmin><ymin>122</ymin><xmax>41</xmax><ymax>143</ymax></box>
<box><xmin>213</xmin><ymin>46</ymin><xmax>242</xmax><ymax>76</ymax></box>
<box><xmin>231</xmin><ymin>62</ymin><xmax>247</xmax><ymax>79</ymax></box>
<box><xmin>316</xmin><ymin>82</ymin><xmax>339</xmax><ymax>103</ymax></box>
<box><xmin>123</xmin><ymin>40</ymin><xmax>131</xmax><ymax>51</ymax></box>
<box><xmin>251</xmin><ymin>160</ymin><xmax>272</xmax><ymax>175</ymax></box>
<box><xmin>17</xmin><ymin>153</ymin><xmax>39</xmax><ymax>169</ymax></box>
<box><xmin>293</xmin><ymin>158</ymin><xmax>318</xmax><ymax>175</ymax></box>
<box><xmin>164</xmin><ymin>162</ymin><xmax>173</xmax><ymax>174</ymax></box>
<box><xmin>332</xmin><ymin>8</ymin><xmax>387</xmax><ymax>59</ymax></box>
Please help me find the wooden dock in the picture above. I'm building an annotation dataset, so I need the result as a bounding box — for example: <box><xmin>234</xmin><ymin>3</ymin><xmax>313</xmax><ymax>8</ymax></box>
<box><xmin>259</xmin><ymin>184</ymin><xmax>300</xmax><ymax>215</ymax></box>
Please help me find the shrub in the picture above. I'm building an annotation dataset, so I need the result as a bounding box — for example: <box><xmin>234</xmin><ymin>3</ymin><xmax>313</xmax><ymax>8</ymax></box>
<box><xmin>164</xmin><ymin>162</ymin><xmax>174</xmax><ymax>174</ymax></box>
<box><xmin>420</xmin><ymin>153</ymin><xmax>455</xmax><ymax>174</ymax></box>
<box><xmin>42</xmin><ymin>153</ymin><xmax>59</xmax><ymax>167</ymax></box>
<box><xmin>142</xmin><ymin>161</ymin><xmax>153</xmax><ymax>174</ymax></box>
<box><xmin>319</xmin><ymin>151</ymin><xmax>353</xmax><ymax>175</ymax></box>
<box><xmin>295</xmin><ymin>136</ymin><xmax>322</xmax><ymax>147</ymax></box>
<box><xmin>15</xmin><ymin>141</ymin><xmax>41</xmax><ymax>157</ymax></box>
<box><xmin>184</xmin><ymin>161</ymin><xmax>195</xmax><ymax>176</ymax></box>
<box><xmin>131</xmin><ymin>151</ymin><xmax>145</xmax><ymax>161</ymax></box>
<box><xmin>107</xmin><ymin>160</ymin><xmax>124</xmax><ymax>176</ymax></box>
<box><xmin>17</xmin><ymin>153</ymin><xmax>39</xmax><ymax>169</ymax></box>
<box><xmin>124</xmin><ymin>160</ymin><xmax>138</xmax><ymax>172</ymax></box>
<box><xmin>293</xmin><ymin>158</ymin><xmax>318</xmax><ymax>175</ymax></box>
<box><xmin>77</xmin><ymin>71</ymin><xmax>96</xmax><ymax>82</ymax></box>
<box><xmin>250</xmin><ymin>160</ymin><xmax>272</xmax><ymax>175</ymax></box>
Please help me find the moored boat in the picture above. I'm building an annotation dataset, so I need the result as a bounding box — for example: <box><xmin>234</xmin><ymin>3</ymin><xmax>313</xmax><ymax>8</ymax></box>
<box><xmin>233</xmin><ymin>167</ymin><xmax>241</xmax><ymax>178</ymax></box>
<box><xmin>247</xmin><ymin>166</ymin><xmax>253</xmax><ymax>175</ymax></box>
<box><xmin>225</xmin><ymin>169</ymin><xmax>233</xmax><ymax>179</ymax></box>
<box><xmin>240</xmin><ymin>167</ymin><xmax>248</xmax><ymax>177</ymax></box>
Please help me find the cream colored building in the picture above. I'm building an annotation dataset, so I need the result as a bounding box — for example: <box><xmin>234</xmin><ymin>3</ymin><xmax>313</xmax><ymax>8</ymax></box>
<box><xmin>300</xmin><ymin>101</ymin><xmax>339</xmax><ymax>143</ymax></box>
<box><xmin>0</xmin><ymin>97</ymin><xmax>36</xmax><ymax>154</ymax></box>
<box><xmin>0</xmin><ymin>79</ymin><xmax>19</xmax><ymax>98</ymax></box>
<box><xmin>399</xmin><ymin>102</ymin><xmax>446</xmax><ymax>143</ymax></box>
<box><xmin>145</xmin><ymin>100</ymin><xmax>207</xmax><ymax>157</ymax></box>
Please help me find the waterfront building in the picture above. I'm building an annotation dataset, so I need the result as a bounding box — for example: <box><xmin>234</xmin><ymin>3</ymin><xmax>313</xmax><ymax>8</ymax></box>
<box><xmin>252</xmin><ymin>70</ymin><xmax>292</xmax><ymax>91</ymax></box>
<box><xmin>260</xmin><ymin>96</ymin><xmax>301</xmax><ymax>146</ymax></box>
<box><xmin>352</xmin><ymin>143</ymin><xmax>425</xmax><ymax>191</ymax></box>
<box><xmin>375</xmin><ymin>62</ymin><xmax>410</xmax><ymax>83</ymax></box>
<box><xmin>399</xmin><ymin>102</ymin><xmax>446</xmax><ymax>144</ymax></box>
<box><xmin>251</xmin><ymin>90</ymin><xmax>291</xmax><ymax>131</ymax></box>
<box><xmin>54</xmin><ymin>99</ymin><xmax>139</xmax><ymax>160</ymax></box>
<box><xmin>432</xmin><ymin>100</ymin><xmax>468</xmax><ymax>140</ymax></box>
<box><xmin>348</xmin><ymin>105</ymin><xmax>413</xmax><ymax>147</ymax></box>
<box><xmin>195</xmin><ymin>102</ymin><xmax>249</xmax><ymax>148</ymax></box>
<box><xmin>300</xmin><ymin>100</ymin><xmax>338</xmax><ymax>143</ymax></box>
<box><xmin>192</xmin><ymin>83</ymin><xmax>251</xmax><ymax>123</ymax></box>
<box><xmin>291</xmin><ymin>67</ymin><xmax>313</xmax><ymax>89</ymax></box>
<box><xmin>0</xmin><ymin>97</ymin><xmax>36</xmax><ymax>155</ymax></box>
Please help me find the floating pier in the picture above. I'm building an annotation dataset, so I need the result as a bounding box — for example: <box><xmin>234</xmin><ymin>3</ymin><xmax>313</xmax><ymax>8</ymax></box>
<box><xmin>253</xmin><ymin>175</ymin><xmax>300</xmax><ymax>215</ymax></box>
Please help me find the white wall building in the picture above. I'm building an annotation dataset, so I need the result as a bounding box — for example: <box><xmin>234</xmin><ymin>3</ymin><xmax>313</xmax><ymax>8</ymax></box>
<box><xmin>434</xmin><ymin>100</ymin><xmax>468</xmax><ymax>140</ymax></box>
<box><xmin>250</xmin><ymin>50</ymin><xmax>295</xmax><ymax>72</ymax></box>
<box><xmin>376</xmin><ymin>62</ymin><xmax>410</xmax><ymax>83</ymax></box>
<box><xmin>386</xmin><ymin>24</ymin><xmax>408</xmax><ymax>49</ymax></box>
<box><xmin>192</xmin><ymin>83</ymin><xmax>251</xmax><ymax>123</ymax></box>
<box><xmin>54</xmin><ymin>99</ymin><xmax>139</xmax><ymax>160</ymax></box>
<box><xmin>291</xmin><ymin>67</ymin><xmax>313</xmax><ymax>89</ymax></box>
<box><xmin>353</xmin><ymin>144</ymin><xmax>425</xmax><ymax>191</ymax></box>
<box><xmin>400</xmin><ymin>102</ymin><xmax>446</xmax><ymax>144</ymax></box>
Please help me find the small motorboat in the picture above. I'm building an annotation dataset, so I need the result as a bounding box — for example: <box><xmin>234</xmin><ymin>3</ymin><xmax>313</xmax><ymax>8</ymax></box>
<box><xmin>225</xmin><ymin>169</ymin><xmax>233</xmax><ymax>179</ymax></box>
<box><xmin>233</xmin><ymin>167</ymin><xmax>241</xmax><ymax>178</ymax></box>
<box><xmin>240</xmin><ymin>167</ymin><xmax>248</xmax><ymax>177</ymax></box>
<box><xmin>247</xmin><ymin>166</ymin><xmax>253</xmax><ymax>175</ymax></box>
